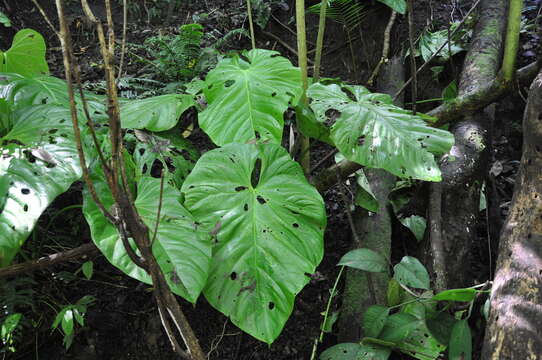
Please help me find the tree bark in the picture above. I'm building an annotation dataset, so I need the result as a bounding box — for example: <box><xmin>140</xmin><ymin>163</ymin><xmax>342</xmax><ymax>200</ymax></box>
<box><xmin>482</xmin><ymin>69</ymin><xmax>542</xmax><ymax>360</ymax></box>
<box><xmin>427</xmin><ymin>0</ymin><xmax>506</xmax><ymax>289</ymax></box>
<box><xmin>337</xmin><ymin>55</ymin><xmax>402</xmax><ymax>342</ymax></box>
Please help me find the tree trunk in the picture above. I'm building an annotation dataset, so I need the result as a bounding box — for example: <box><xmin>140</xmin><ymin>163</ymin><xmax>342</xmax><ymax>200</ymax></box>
<box><xmin>426</xmin><ymin>0</ymin><xmax>506</xmax><ymax>290</ymax></box>
<box><xmin>337</xmin><ymin>55</ymin><xmax>402</xmax><ymax>342</ymax></box>
<box><xmin>482</xmin><ymin>69</ymin><xmax>542</xmax><ymax>360</ymax></box>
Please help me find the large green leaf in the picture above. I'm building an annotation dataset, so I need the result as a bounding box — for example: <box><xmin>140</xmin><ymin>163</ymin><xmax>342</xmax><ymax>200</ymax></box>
<box><xmin>307</xmin><ymin>83</ymin><xmax>454</xmax><ymax>181</ymax></box>
<box><xmin>0</xmin><ymin>74</ymin><xmax>106</xmax><ymax>116</ymax></box>
<box><xmin>83</xmin><ymin>176</ymin><xmax>212</xmax><ymax>303</ymax></box>
<box><xmin>0</xmin><ymin>105</ymin><xmax>81</xmax><ymax>266</ymax></box>
<box><xmin>0</xmin><ymin>29</ymin><xmax>49</xmax><ymax>77</ymax></box>
<box><xmin>181</xmin><ymin>143</ymin><xmax>326</xmax><ymax>343</ymax></box>
<box><xmin>199</xmin><ymin>49</ymin><xmax>302</xmax><ymax>145</ymax></box>
<box><xmin>120</xmin><ymin>94</ymin><xmax>195</xmax><ymax>132</ymax></box>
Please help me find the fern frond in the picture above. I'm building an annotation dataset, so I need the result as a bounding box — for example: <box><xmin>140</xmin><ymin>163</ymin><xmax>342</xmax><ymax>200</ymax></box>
<box><xmin>308</xmin><ymin>0</ymin><xmax>367</xmax><ymax>32</ymax></box>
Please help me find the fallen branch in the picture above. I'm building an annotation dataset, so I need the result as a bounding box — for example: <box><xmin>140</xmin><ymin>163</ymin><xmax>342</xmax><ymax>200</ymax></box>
<box><xmin>0</xmin><ymin>243</ymin><xmax>99</xmax><ymax>279</ymax></box>
<box><xmin>430</xmin><ymin>60</ymin><xmax>541</xmax><ymax>127</ymax></box>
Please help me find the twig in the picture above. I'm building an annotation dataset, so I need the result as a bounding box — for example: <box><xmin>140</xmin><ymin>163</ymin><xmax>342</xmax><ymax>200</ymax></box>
<box><xmin>311</xmin><ymin>148</ymin><xmax>338</xmax><ymax>174</ymax></box>
<box><xmin>367</xmin><ymin>10</ymin><xmax>397</xmax><ymax>86</ymax></box>
<box><xmin>261</xmin><ymin>31</ymin><xmax>315</xmax><ymax>64</ymax></box>
<box><xmin>311</xmin><ymin>160</ymin><xmax>362</xmax><ymax>192</ymax></box>
<box><xmin>117</xmin><ymin>0</ymin><xmax>128</xmax><ymax>82</ymax></box>
<box><xmin>30</xmin><ymin>0</ymin><xmax>59</xmax><ymax>36</ymax></box>
<box><xmin>0</xmin><ymin>243</ymin><xmax>99</xmax><ymax>279</ymax></box>
<box><xmin>151</xmin><ymin>170</ymin><xmax>166</xmax><ymax>245</ymax></box>
<box><xmin>310</xmin><ymin>265</ymin><xmax>345</xmax><ymax>360</ymax></box>
<box><xmin>393</xmin><ymin>0</ymin><xmax>482</xmax><ymax>101</ymax></box>
<box><xmin>407</xmin><ymin>0</ymin><xmax>417</xmax><ymax>114</ymax></box>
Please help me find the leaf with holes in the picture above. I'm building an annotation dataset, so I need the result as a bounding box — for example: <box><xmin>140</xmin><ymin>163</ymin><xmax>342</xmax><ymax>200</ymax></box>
<box><xmin>0</xmin><ymin>105</ymin><xmax>82</xmax><ymax>266</ymax></box>
<box><xmin>0</xmin><ymin>74</ymin><xmax>106</xmax><ymax>117</ymax></box>
<box><xmin>83</xmin><ymin>175</ymin><xmax>212</xmax><ymax>303</ymax></box>
<box><xmin>307</xmin><ymin>83</ymin><xmax>454</xmax><ymax>181</ymax></box>
<box><xmin>0</xmin><ymin>29</ymin><xmax>48</xmax><ymax>77</ymax></box>
<box><xmin>393</xmin><ymin>256</ymin><xmax>430</xmax><ymax>290</ymax></box>
<box><xmin>319</xmin><ymin>342</ymin><xmax>391</xmax><ymax>360</ymax></box>
<box><xmin>181</xmin><ymin>143</ymin><xmax>326</xmax><ymax>343</ymax></box>
<box><xmin>120</xmin><ymin>94</ymin><xmax>195</xmax><ymax>132</ymax></box>
<box><xmin>199</xmin><ymin>49</ymin><xmax>302</xmax><ymax>145</ymax></box>
<box><xmin>130</xmin><ymin>130</ymin><xmax>199</xmax><ymax>189</ymax></box>
<box><xmin>379</xmin><ymin>312</ymin><xmax>418</xmax><ymax>343</ymax></box>
<box><xmin>396</xmin><ymin>319</ymin><xmax>446</xmax><ymax>360</ymax></box>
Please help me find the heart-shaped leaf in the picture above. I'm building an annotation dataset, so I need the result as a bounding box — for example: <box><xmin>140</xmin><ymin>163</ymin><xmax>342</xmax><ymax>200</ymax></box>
<box><xmin>399</xmin><ymin>215</ymin><xmax>426</xmax><ymax>242</ymax></box>
<box><xmin>338</xmin><ymin>248</ymin><xmax>388</xmax><ymax>272</ymax></box>
<box><xmin>307</xmin><ymin>83</ymin><xmax>454</xmax><ymax>181</ymax></box>
<box><xmin>199</xmin><ymin>49</ymin><xmax>302</xmax><ymax>145</ymax></box>
<box><xmin>182</xmin><ymin>143</ymin><xmax>326</xmax><ymax>343</ymax></box>
<box><xmin>83</xmin><ymin>175</ymin><xmax>212</xmax><ymax>303</ymax></box>
<box><xmin>120</xmin><ymin>94</ymin><xmax>195</xmax><ymax>132</ymax></box>
<box><xmin>0</xmin><ymin>105</ymin><xmax>82</xmax><ymax>266</ymax></box>
<box><xmin>0</xmin><ymin>29</ymin><xmax>49</xmax><ymax>77</ymax></box>
<box><xmin>363</xmin><ymin>305</ymin><xmax>390</xmax><ymax>337</ymax></box>
<box><xmin>393</xmin><ymin>256</ymin><xmax>430</xmax><ymax>290</ymax></box>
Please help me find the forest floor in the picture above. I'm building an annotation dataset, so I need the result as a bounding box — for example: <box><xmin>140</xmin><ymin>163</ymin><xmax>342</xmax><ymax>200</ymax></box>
<box><xmin>1</xmin><ymin>0</ymin><xmax>540</xmax><ymax>359</ymax></box>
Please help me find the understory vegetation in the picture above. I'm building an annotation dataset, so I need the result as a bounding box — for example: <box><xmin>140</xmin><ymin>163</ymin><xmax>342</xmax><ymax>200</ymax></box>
<box><xmin>0</xmin><ymin>0</ymin><xmax>541</xmax><ymax>359</ymax></box>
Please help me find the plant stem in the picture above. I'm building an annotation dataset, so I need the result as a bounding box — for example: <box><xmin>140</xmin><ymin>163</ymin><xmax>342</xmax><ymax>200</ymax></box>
<box><xmin>407</xmin><ymin>0</ymin><xmax>417</xmax><ymax>114</ymax></box>
<box><xmin>246</xmin><ymin>0</ymin><xmax>256</xmax><ymax>49</ymax></box>
<box><xmin>295</xmin><ymin>0</ymin><xmax>310</xmax><ymax>174</ymax></box>
<box><xmin>502</xmin><ymin>0</ymin><xmax>523</xmax><ymax>82</ymax></box>
<box><xmin>313</xmin><ymin>0</ymin><xmax>328</xmax><ymax>82</ymax></box>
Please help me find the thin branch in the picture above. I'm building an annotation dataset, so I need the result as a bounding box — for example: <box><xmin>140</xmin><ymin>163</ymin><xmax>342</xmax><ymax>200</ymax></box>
<box><xmin>407</xmin><ymin>0</ymin><xmax>417</xmax><ymax>114</ymax></box>
<box><xmin>0</xmin><ymin>243</ymin><xmax>98</xmax><ymax>279</ymax></box>
<box><xmin>117</xmin><ymin>0</ymin><xmax>128</xmax><ymax>81</ymax></box>
<box><xmin>151</xmin><ymin>170</ymin><xmax>166</xmax><ymax>245</ymax></box>
<box><xmin>55</xmin><ymin>0</ymin><xmax>115</xmax><ymax>223</ymax></box>
<box><xmin>393</xmin><ymin>0</ymin><xmax>482</xmax><ymax>101</ymax></box>
<box><xmin>367</xmin><ymin>10</ymin><xmax>397</xmax><ymax>86</ymax></box>
<box><xmin>30</xmin><ymin>0</ymin><xmax>59</xmax><ymax>37</ymax></box>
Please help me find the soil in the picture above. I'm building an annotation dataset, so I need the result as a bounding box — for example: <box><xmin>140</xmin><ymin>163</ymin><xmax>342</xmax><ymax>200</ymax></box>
<box><xmin>1</xmin><ymin>0</ymin><xmax>539</xmax><ymax>359</ymax></box>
